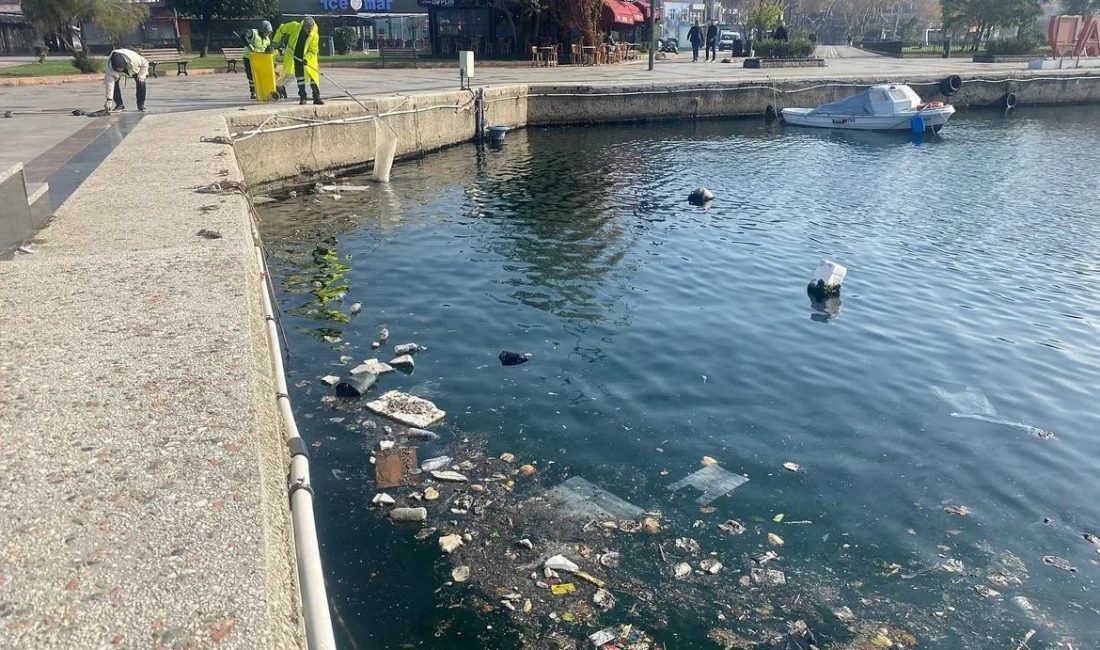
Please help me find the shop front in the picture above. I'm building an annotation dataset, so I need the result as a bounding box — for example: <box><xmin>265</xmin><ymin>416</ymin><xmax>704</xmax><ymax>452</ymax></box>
<box><xmin>419</xmin><ymin>0</ymin><xmax>513</xmax><ymax>58</ymax></box>
<box><xmin>279</xmin><ymin>0</ymin><xmax>427</xmax><ymax>51</ymax></box>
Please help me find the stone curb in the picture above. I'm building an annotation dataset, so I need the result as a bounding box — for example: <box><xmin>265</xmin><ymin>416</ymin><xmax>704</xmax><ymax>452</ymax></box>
<box><xmin>0</xmin><ymin>66</ymin><xmax>219</xmax><ymax>87</ymax></box>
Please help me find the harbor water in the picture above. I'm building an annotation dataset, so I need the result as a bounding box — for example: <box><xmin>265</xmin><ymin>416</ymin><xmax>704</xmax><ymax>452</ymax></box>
<box><xmin>258</xmin><ymin>106</ymin><xmax>1100</xmax><ymax>649</ymax></box>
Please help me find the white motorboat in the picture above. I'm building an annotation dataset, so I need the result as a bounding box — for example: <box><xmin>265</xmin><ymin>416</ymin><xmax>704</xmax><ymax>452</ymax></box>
<box><xmin>781</xmin><ymin>84</ymin><xmax>955</xmax><ymax>132</ymax></box>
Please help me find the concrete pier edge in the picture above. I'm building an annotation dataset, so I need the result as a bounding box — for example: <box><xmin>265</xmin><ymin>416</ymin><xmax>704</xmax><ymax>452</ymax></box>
<box><xmin>3</xmin><ymin>68</ymin><xmax>1100</xmax><ymax>648</ymax></box>
<box><xmin>228</xmin><ymin>71</ymin><xmax>1100</xmax><ymax>189</ymax></box>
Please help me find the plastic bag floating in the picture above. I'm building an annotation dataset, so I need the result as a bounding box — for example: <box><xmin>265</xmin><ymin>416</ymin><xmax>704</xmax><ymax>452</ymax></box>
<box><xmin>544</xmin><ymin>476</ymin><xmax>644</xmax><ymax>520</ymax></box>
<box><xmin>667</xmin><ymin>464</ymin><xmax>749</xmax><ymax>505</ymax></box>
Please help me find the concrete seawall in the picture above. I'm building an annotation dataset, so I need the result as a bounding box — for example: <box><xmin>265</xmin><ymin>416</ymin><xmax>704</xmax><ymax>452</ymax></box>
<box><xmin>228</xmin><ymin>71</ymin><xmax>1100</xmax><ymax>187</ymax></box>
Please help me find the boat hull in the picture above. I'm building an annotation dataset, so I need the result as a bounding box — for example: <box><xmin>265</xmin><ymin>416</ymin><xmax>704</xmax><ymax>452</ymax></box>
<box><xmin>781</xmin><ymin>106</ymin><xmax>956</xmax><ymax>132</ymax></box>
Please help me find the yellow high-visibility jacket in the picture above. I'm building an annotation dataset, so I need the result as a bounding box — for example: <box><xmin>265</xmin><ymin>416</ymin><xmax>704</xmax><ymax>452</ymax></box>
<box><xmin>273</xmin><ymin>21</ymin><xmax>320</xmax><ymax>83</ymax></box>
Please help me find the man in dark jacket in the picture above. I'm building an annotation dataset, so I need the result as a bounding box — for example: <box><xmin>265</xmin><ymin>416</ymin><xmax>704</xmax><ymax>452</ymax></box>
<box><xmin>774</xmin><ymin>21</ymin><xmax>789</xmax><ymax>42</ymax></box>
<box><xmin>705</xmin><ymin>20</ymin><xmax>719</xmax><ymax>61</ymax></box>
<box><xmin>687</xmin><ymin>20</ymin><xmax>704</xmax><ymax>62</ymax></box>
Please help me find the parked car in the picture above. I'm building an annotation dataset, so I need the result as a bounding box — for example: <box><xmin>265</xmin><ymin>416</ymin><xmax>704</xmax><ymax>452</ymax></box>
<box><xmin>718</xmin><ymin>30</ymin><xmax>743</xmax><ymax>54</ymax></box>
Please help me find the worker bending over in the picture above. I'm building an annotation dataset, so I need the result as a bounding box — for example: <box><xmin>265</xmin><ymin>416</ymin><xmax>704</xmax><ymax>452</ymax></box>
<box><xmin>104</xmin><ymin>48</ymin><xmax>149</xmax><ymax>112</ymax></box>
<box><xmin>243</xmin><ymin>21</ymin><xmax>274</xmax><ymax>100</ymax></box>
<box><xmin>273</xmin><ymin>16</ymin><xmax>324</xmax><ymax>105</ymax></box>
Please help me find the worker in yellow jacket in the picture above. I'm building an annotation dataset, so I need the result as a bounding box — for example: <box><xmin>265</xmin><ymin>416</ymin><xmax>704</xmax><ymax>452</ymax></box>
<box><xmin>273</xmin><ymin>16</ymin><xmax>323</xmax><ymax>105</ymax></box>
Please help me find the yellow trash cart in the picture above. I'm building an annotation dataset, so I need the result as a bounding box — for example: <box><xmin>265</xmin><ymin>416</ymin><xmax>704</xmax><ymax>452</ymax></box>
<box><xmin>250</xmin><ymin>51</ymin><xmax>279</xmax><ymax>102</ymax></box>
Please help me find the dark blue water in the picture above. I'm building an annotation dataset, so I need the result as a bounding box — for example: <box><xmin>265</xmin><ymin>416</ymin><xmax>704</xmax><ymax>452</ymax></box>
<box><xmin>261</xmin><ymin>107</ymin><xmax>1100</xmax><ymax>649</ymax></box>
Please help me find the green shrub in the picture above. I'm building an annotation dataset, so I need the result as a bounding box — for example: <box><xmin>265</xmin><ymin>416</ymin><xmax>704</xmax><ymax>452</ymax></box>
<box><xmin>984</xmin><ymin>36</ymin><xmax>1039</xmax><ymax>55</ymax></box>
<box><xmin>34</xmin><ymin>45</ymin><xmax>49</xmax><ymax>63</ymax></box>
<box><xmin>753</xmin><ymin>37</ymin><xmax>816</xmax><ymax>58</ymax></box>
<box><xmin>71</xmin><ymin>51</ymin><xmax>103</xmax><ymax>74</ymax></box>
<box><xmin>333</xmin><ymin>27</ymin><xmax>358</xmax><ymax>55</ymax></box>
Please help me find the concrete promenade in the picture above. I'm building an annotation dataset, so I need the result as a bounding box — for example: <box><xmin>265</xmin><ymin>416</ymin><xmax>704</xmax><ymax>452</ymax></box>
<box><xmin>0</xmin><ymin>48</ymin><xmax>1096</xmax><ymax>649</ymax></box>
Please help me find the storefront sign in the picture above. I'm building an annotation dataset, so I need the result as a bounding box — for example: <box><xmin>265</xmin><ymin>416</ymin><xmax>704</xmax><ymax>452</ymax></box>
<box><xmin>286</xmin><ymin>0</ymin><xmax>421</xmax><ymax>13</ymax></box>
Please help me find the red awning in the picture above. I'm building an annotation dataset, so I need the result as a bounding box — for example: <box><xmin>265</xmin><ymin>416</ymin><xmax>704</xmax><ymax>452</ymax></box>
<box><xmin>632</xmin><ymin>1</ymin><xmax>660</xmax><ymax>21</ymax></box>
<box><xmin>602</xmin><ymin>0</ymin><xmax>644</xmax><ymax>27</ymax></box>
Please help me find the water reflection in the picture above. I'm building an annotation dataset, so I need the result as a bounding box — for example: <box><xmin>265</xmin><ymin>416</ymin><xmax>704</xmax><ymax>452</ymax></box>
<box><xmin>809</xmin><ymin>294</ymin><xmax>842</xmax><ymax>321</ymax></box>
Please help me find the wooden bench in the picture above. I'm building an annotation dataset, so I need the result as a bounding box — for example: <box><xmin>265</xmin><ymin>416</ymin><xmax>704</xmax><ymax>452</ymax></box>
<box><xmin>141</xmin><ymin>48</ymin><xmax>189</xmax><ymax>77</ymax></box>
<box><xmin>380</xmin><ymin>47</ymin><xmax>419</xmax><ymax>68</ymax></box>
<box><xmin>221</xmin><ymin>47</ymin><xmax>246</xmax><ymax>73</ymax></box>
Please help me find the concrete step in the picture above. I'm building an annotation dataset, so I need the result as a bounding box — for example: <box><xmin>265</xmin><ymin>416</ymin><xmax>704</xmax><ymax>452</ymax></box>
<box><xmin>26</xmin><ymin>182</ymin><xmax>52</xmax><ymax>229</ymax></box>
<box><xmin>0</xmin><ymin>161</ymin><xmax>33</xmax><ymax>254</ymax></box>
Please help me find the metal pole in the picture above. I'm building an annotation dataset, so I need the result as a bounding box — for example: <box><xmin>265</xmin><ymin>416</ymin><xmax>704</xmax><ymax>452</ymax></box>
<box><xmin>647</xmin><ymin>0</ymin><xmax>656</xmax><ymax>70</ymax></box>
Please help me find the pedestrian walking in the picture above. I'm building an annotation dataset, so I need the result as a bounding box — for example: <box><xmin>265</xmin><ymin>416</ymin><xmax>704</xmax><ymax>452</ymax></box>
<box><xmin>274</xmin><ymin>16</ymin><xmax>324</xmax><ymax>105</ymax></box>
<box><xmin>243</xmin><ymin>20</ymin><xmax>273</xmax><ymax>100</ymax></box>
<box><xmin>687</xmin><ymin>20</ymin><xmax>704</xmax><ymax>62</ymax></box>
<box><xmin>103</xmin><ymin>48</ymin><xmax>148</xmax><ymax>112</ymax></box>
<box><xmin>705</xmin><ymin>20</ymin><xmax>718</xmax><ymax>62</ymax></box>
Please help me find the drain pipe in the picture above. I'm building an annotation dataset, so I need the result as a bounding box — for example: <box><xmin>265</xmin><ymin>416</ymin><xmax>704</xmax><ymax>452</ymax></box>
<box><xmin>254</xmin><ymin>246</ymin><xmax>337</xmax><ymax>650</ymax></box>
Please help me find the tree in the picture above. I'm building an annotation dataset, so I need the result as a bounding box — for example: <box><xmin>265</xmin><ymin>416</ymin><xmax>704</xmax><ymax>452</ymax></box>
<box><xmin>747</xmin><ymin>0</ymin><xmax>784</xmax><ymax>38</ymax></box>
<box><xmin>941</xmin><ymin>0</ymin><xmax>1042</xmax><ymax>50</ymax></box>
<box><xmin>90</xmin><ymin>0</ymin><xmax>148</xmax><ymax>47</ymax></box>
<box><xmin>546</xmin><ymin>0</ymin><xmax>601</xmax><ymax>47</ymax></box>
<box><xmin>1062</xmin><ymin>0</ymin><xmax>1100</xmax><ymax>14</ymax></box>
<box><xmin>486</xmin><ymin>0</ymin><xmax>541</xmax><ymax>54</ymax></box>
<box><xmin>167</xmin><ymin>0</ymin><xmax>276</xmax><ymax>56</ymax></box>
<box><xmin>22</xmin><ymin>0</ymin><xmax>148</xmax><ymax>52</ymax></box>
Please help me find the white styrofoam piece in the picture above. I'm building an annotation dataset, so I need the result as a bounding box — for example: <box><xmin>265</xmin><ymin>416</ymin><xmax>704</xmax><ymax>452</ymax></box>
<box><xmin>811</xmin><ymin>259</ymin><xmax>847</xmax><ymax>287</ymax></box>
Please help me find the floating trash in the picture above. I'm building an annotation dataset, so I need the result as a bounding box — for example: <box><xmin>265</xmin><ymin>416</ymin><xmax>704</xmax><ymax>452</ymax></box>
<box><xmin>750</xmin><ymin>567</ymin><xmax>787</xmax><ymax>586</ymax></box>
<box><xmin>932</xmin><ymin>385</ymin><xmax>1053</xmax><ymax>438</ymax></box>
<box><xmin>335</xmin><ymin>373</ymin><xmax>376</xmax><ymax>398</ymax></box>
<box><xmin>1042</xmin><ymin>555</ymin><xmax>1076</xmax><ymax>572</ymax></box>
<box><xmin>374</xmin><ymin>446</ymin><xmax>417</xmax><ymax>489</ymax></box>
<box><xmin>719</xmin><ymin>519</ymin><xmax>746</xmax><ymax>535</ymax></box>
<box><xmin>700</xmin><ymin>558</ymin><xmax>723</xmax><ymax>574</ymax></box>
<box><xmin>544</xmin><ymin>555</ymin><xmax>580</xmax><ymax>573</ymax></box>
<box><xmin>944</xmin><ymin>504</ymin><xmax>971</xmax><ymax>517</ymax></box>
<box><xmin>389</xmin><ymin>507</ymin><xmax>427</xmax><ymax>523</ymax></box>
<box><xmin>352</xmin><ymin>358</ymin><xmax>393</xmax><ymax>375</ymax></box>
<box><xmin>668</xmin><ymin>464</ymin><xmax>750</xmax><ymax>505</ymax></box>
<box><xmin>543</xmin><ymin>476</ymin><xmax>644</xmax><ymax>520</ymax></box>
<box><xmin>499</xmin><ymin>351</ymin><xmax>532</xmax><ymax>366</ymax></box>
<box><xmin>550</xmin><ymin>583</ymin><xmax>575</xmax><ymax>595</ymax></box>
<box><xmin>365</xmin><ymin>390</ymin><xmax>446</xmax><ymax>428</ymax></box>
<box><xmin>389</xmin><ymin>354</ymin><xmax>415</xmax><ymax>370</ymax></box>
<box><xmin>439</xmin><ymin>534</ymin><xmax>463</xmax><ymax>554</ymax></box>
<box><xmin>687</xmin><ymin>187</ymin><xmax>714</xmax><ymax>205</ymax></box>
